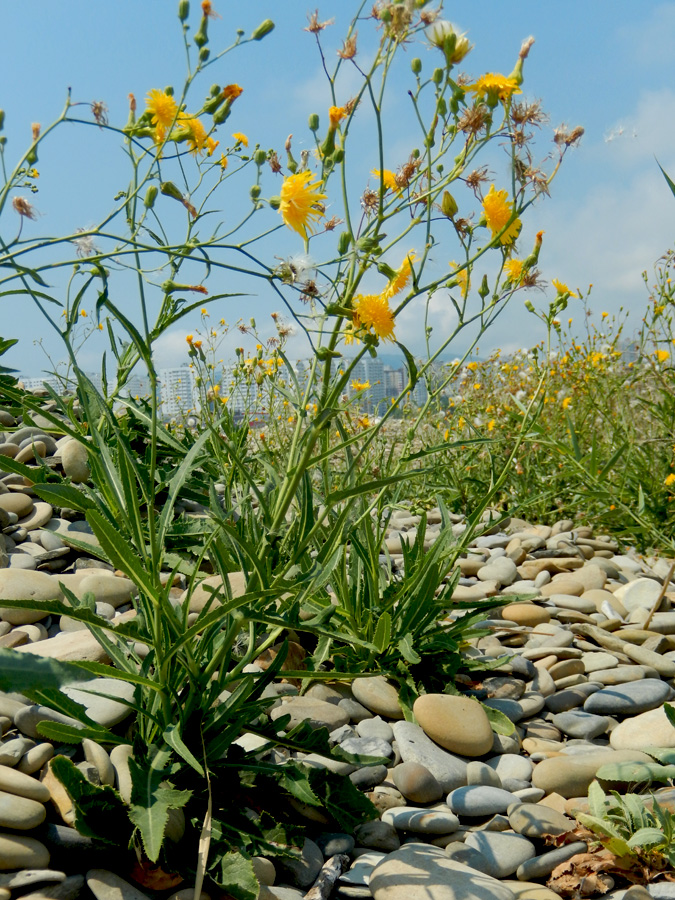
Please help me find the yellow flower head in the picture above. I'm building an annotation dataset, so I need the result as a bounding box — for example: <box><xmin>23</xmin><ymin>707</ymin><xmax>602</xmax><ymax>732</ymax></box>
<box><xmin>504</xmin><ymin>258</ymin><xmax>525</xmax><ymax>284</ymax></box>
<box><xmin>601</xmin><ymin>311</ymin><xmax>609</xmax><ymax>318</ymax></box>
<box><xmin>552</xmin><ymin>279</ymin><xmax>578</xmax><ymax>298</ymax></box>
<box><xmin>145</xmin><ymin>90</ymin><xmax>178</xmax><ymax>140</ymax></box>
<box><xmin>665</xmin><ymin>473</ymin><xmax>675</xmax><ymax>488</ymax></box>
<box><xmin>656</xmin><ymin>349</ymin><xmax>670</xmax><ymax>363</ymax></box>
<box><xmin>351</xmin><ymin>379</ymin><xmax>370</xmax><ymax>391</ymax></box>
<box><xmin>232</xmin><ymin>132</ymin><xmax>248</xmax><ymax>147</ymax></box>
<box><xmin>562</xmin><ymin>396</ymin><xmax>572</xmax><ymax>409</ymax></box>
<box><xmin>223</xmin><ymin>84</ymin><xmax>243</xmax><ymax>102</ymax></box>
<box><xmin>279</xmin><ymin>170</ymin><xmax>327</xmax><ymax>238</ymax></box>
<box><xmin>352</xmin><ymin>293</ymin><xmax>396</xmax><ymax>342</ymax></box>
<box><xmin>329</xmin><ymin>105</ymin><xmax>347</xmax><ymax>129</ymax></box>
<box><xmin>176</xmin><ymin>114</ymin><xmax>216</xmax><ymax>156</ymax></box>
<box><xmin>192</xmin><ymin>339</ymin><xmax>203</xmax><ymax>349</ymax></box>
<box><xmin>449</xmin><ymin>261</ymin><xmax>470</xmax><ymax>298</ymax></box>
<box><xmin>219</xmin><ymin>154</ymin><xmax>228</xmax><ymax>170</ymax></box>
<box><xmin>80</xmin><ymin>310</ymin><xmax>87</xmax><ymax>317</ymax></box>
<box><xmin>371</xmin><ymin>169</ymin><xmax>399</xmax><ymax>192</ymax></box>
<box><xmin>482</xmin><ymin>185</ymin><xmax>521</xmax><ymax>245</ymax></box>
<box><xmin>487</xmin><ymin>419</ymin><xmax>496</xmax><ymax>431</ymax></box>
<box><xmin>382</xmin><ymin>251</ymin><xmax>416</xmax><ymax>299</ymax></box>
<box><xmin>466</xmin><ymin>73</ymin><xmax>521</xmax><ymax>103</ymax></box>
<box><xmin>186</xmin><ymin>334</ymin><xmax>194</xmax><ymax>344</ymax></box>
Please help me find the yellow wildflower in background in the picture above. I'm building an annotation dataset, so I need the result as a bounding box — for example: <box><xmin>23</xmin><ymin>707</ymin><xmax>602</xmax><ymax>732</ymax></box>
<box><xmin>382</xmin><ymin>251</ymin><xmax>416</xmax><ymax>299</ymax></box>
<box><xmin>655</xmin><ymin>349</ymin><xmax>670</xmax><ymax>363</ymax></box>
<box><xmin>482</xmin><ymin>185</ymin><xmax>521</xmax><ymax>244</ymax></box>
<box><xmin>219</xmin><ymin>155</ymin><xmax>228</xmax><ymax>170</ymax></box>
<box><xmin>145</xmin><ymin>89</ymin><xmax>178</xmax><ymax>140</ymax></box>
<box><xmin>232</xmin><ymin>132</ymin><xmax>248</xmax><ymax>147</ymax></box>
<box><xmin>352</xmin><ymin>293</ymin><xmax>396</xmax><ymax>342</ymax></box>
<box><xmin>552</xmin><ymin>279</ymin><xmax>578</xmax><ymax>298</ymax></box>
<box><xmin>562</xmin><ymin>397</ymin><xmax>572</xmax><ymax>409</ymax></box>
<box><xmin>466</xmin><ymin>73</ymin><xmax>521</xmax><ymax>102</ymax></box>
<box><xmin>351</xmin><ymin>379</ymin><xmax>370</xmax><ymax>391</ymax></box>
<box><xmin>279</xmin><ymin>171</ymin><xmax>327</xmax><ymax>238</ymax></box>
<box><xmin>665</xmin><ymin>473</ymin><xmax>675</xmax><ymax>488</ymax></box>
<box><xmin>449</xmin><ymin>261</ymin><xmax>469</xmax><ymax>297</ymax></box>
<box><xmin>329</xmin><ymin>105</ymin><xmax>347</xmax><ymax>128</ymax></box>
<box><xmin>371</xmin><ymin>169</ymin><xmax>399</xmax><ymax>192</ymax></box>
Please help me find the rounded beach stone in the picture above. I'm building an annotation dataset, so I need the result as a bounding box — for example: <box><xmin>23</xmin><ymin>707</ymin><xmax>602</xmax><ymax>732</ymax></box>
<box><xmin>531</xmin><ymin>749</ymin><xmax>653</xmax><ymax>798</ymax></box>
<box><xmin>382</xmin><ymin>807</ymin><xmax>460</xmax><ymax>834</ymax></box>
<box><xmin>392</xmin><ymin>761</ymin><xmax>443</xmax><ymax>803</ymax></box>
<box><xmin>61</xmin><ymin>678</ymin><xmax>135</xmax><ymax>728</ymax></box>
<box><xmin>270</xmin><ymin>697</ymin><xmax>349</xmax><ymax>732</ymax></box>
<box><xmin>0</xmin><ymin>494</ymin><xmax>33</xmax><ymax>518</ymax></box>
<box><xmin>60</xmin><ymin>441</ymin><xmax>90</xmax><ymax>484</ymax></box>
<box><xmin>464</xmin><ymin>831</ymin><xmax>536</xmax><ymax>878</ymax></box>
<box><xmin>583</xmin><ymin>679</ymin><xmax>671</xmax><ymax>716</ymax></box>
<box><xmin>501</xmin><ymin>604</ymin><xmax>550</xmax><ymax>628</ymax></box>
<box><xmin>0</xmin><ymin>570</ymin><xmax>62</xmax><ymax>624</ymax></box>
<box><xmin>615</xmin><ymin>578</ymin><xmax>663</xmax><ymax>612</ymax></box>
<box><xmin>75</xmin><ymin>575</ymin><xmax>135</xmax><ymax>609</ymax></box>
<box><xmin>447</xmin><ymin>785</ymin><xmax>517</xmax><ymax>817</ymax></box>
<box><xmin>352</xmin><ymin>677</ymin><xmax>404</xmax><ymax>719</ymax></box>
<box><xmin>369</xmin><ymin>845</ymin><xmax>517</xmax><ymax>900</ymax></box>
<box><xmin>515</xmin><ymin>841</ymin><xmax>588</xmax><ymax>881</ymax></box>
<box><xmin>609</xmin><ymin>705</ymin><xmax>675</xmax><ymax>750</ymax></box>
<box><xmin>86</xmin><ymin>869</ymin><xmax>151</xmax><ymax>900</ymax></box>
<box><xmin>0</xmin><ymin>764</ymin><xmax>50</xmax><ymax>802</ymax></box>
<box><xmin>507</xmin><ymin>803</ymin><xmax>574</xmax><ymax>838</ymax></box>
<box><xmin>353</xmin><ymin>820</ymin><xmax>401</xmax><ymax>852</ymax></box>
<box><xmin>485</xmin><ymin>754</ymin><xmax>533</xmax><ymax>784</ymax></box>
<box><xmin>0</xmin><ymin>835</ymin><xmax>50</xmax><ymax>870</ymax></box>
<box><xmin>413</xmin><ymin>695</ymin><xmax>493</xmax><ymax>757</ymax></box>
<box><xmin>0</xmin><ymin>790</ymin><xmax>45</xmax><ymax>829</ymax></box>
<box><xmin>392</xmin><ymin>722</ymin><xmax>468</xmax><ymax>792</ymax></box>
<box><xmin>551</xmin><ymin>711</ymin><xmax>609</xmax><ymax>740</ymax></box>
<box><xmin>466</xmin><ymin>761</ymin><xmax>502</xmax><ymax>789</ymax></box>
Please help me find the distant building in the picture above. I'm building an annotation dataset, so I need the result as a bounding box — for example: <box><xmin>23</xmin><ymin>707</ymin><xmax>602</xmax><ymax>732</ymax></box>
<box><xmin>158</xmin><ymin>365</ymin><xmax>198</xmax><ymax>420</ymax></box>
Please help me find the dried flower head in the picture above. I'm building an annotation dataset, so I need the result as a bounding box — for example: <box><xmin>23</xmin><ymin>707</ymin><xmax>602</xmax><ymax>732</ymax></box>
<box><xmin>222</xmin><ymin>84</ymin><xmax>243</xmax><ymax>102</ymax></box>
<box><xmin>305</xmin><ymin>10</ymin><xmax>334</xmax><ymax>33</ymax></box>
<box><xmin>91</xmin><ymin>101</ymin><xmax>108</xmax><ymax>127</ymax></box>
<box><xmin>396</xmin><ymin>155</ymin><xmax>421</xmax><ymax>189</ymax></box>
<box><xmin>426</xmin><ymin>21</ymin><xmax>472</xmax><ymax>64</ymax></box>
<box><xmin>361</xmin><ymin>188</ymin><xmax>379</xmax><ymax>216</ymax></box>
<box><xmin>72</xmin><ymin>228</ymin><xmax>98</xmax><ymax>258</ymax></box>
<box><xmin>457</xmin><ymin>104</ymin><xmax>489</xmax><ymax>135</ymax></box>
<box><xmin>31</xmin><ymin>123</ymin><xmax>40</xmax><ymax>142</ymax></box>
<box><xmin>337</xmin><ymin>32</ymin><xmax>358</xmax><ymax>59</ymax></box>
<box><xmin>12</xmin><ymin>196</ymin><xmax>38</xmax><ymax>220</ymax></box>
<box><xmin>323</xmin><ymin>215</ymin><xmax>343</xmax><ymax>231</ymax></box>
<box><xmin>511</xmin><ymin>99</ymin><xmax>547</xmax><ymax>129</ymax></box>
<box><xmin>554</xmin><ymin>125</ymin><xmax>585</xmax><ymax>147</ymax></box>
<box><xmin>464</xmin><ymin>166</ymin><xmax>490</xmax><ymax>197</ymax></box>
<box><xmin>268</xmin><ymin>151</ymin><xmax>282</xmax><ymax>174</ymax></box>
<box><xmin>201</xmin><ymin>1</ymin><xmax>220</xmax><ymax>19</ymax></box>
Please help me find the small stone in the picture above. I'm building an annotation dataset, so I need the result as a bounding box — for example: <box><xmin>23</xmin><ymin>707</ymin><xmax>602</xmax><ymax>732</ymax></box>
<box><xmin>583</xmin><ymin>680</ymin><xmax>672</xmax><ymax>716</ymax></box>
<box><xmin>0</xmin><ymin>764</ymin><xmax>50</xmax><ymax>802</ymax></box>
<box><xmin>515</xmin><ymin>841</ymin><xmax>587</xmax><ymax>881</ymax></box>
<box><xmin>356</xmin><ymin>716</ymin><xmax>394</xmax><ymax>742</ymax></box>
<box><xmin>464</xmin><ymin>831</ymin><xmax>536</xmax><ymax>878</ymax></box>
<box><xmin>381</xmin><ymin>807</ymin><xmax>461</xmax><ymax>834</ymax></box>
<box><xmin>86</xmin><ymin>870</ymin><xmax>150</xmax><ymax>900</ymax></box>
<box><xmin>0</xmin><ymin>835</ymin><xmax>50</xmax><ymax>870</ymax></box>
<box><xmin>15</xmin><ymin>705</ymin><xmax>81</xmax><ymax>740</ymax></box>
<box><xmin>0</xmin><ymin>570</ymin><xmax>62</xmax><ymax>624</ymax></box>
<box><xmin>353</xmin><ymin>820</ymin><xmax>401</xmax><ymax>852</ymax></box>
<box><xmin>508</xmin><ymin>803</ymin><xmax>574</xmax><ymax>838</ymax></box>
<box><xmin>278</xmin><ymin>838</ymin><xmax>324</xmax><ymax>888</ymax></box>
<box><xmin>392</xmin><ymin>761</ymin><xmax>443</xmax><ymax>804</ymax></box>
<box><xmin>17</xmin><ymin>743</ymin><xmax>54</xmax><ymax>776</ymax></box>
<box><xmin>466</xmin><ymin>761</ymin><xmax>502</xmax><ymax>789</ymax></box>
<box><xmin>60</xmin><ymin>441</ymin><xmax>90</xmax><ymax>484</ymax></box>
<box><xmin>609</xmin><ymin>705</ymin><xmax>675</xmax><ymax>750</ymax></box>
<box><xmin>501</xmin><ymin>605</ymin><xmax>550</xmax><ymax>628</ymax></box>
<box><xmin>485</xmin><ymin>755</ymin><xmax>533</xmax><ymax>784</ymax></box>
<box><xmin>352</xmin><ymin>677</ymin><xmax>404</xmax><ymax>719</ymax></box>
<box><xmin>315</xmin><ymin>833</ymin><xmax>354</xmax><ymax>856</ymax></box>
<box><xmin>413</xmin><ymin>695</ymin><xmax>494</xmax><ymax>757</ymax></box>
<box><xmin>271</xmin><ymin>697</ymin><xmax>349</xmax><ymax>732</ymax></box>
<box><xmin>447</xmin><ymin>786</ymin><xmax>517</xmax><ymax>817</ymax></box>
<box><xmin>393</xmin><ymin>722</ymin><xmax>468</xmax><ymax>791</ymax></box>
<box><xmin>350</xmin><ymin>765</ymin><xmax>388</xmax><ymax>790</ymax></box>
<box><xmin>615</xmin><ymin>578</ymin><xmax>663</xmax><ymax>612</ymax></box>
<box><xmin>82</xmin><ymin>740</ymin><xmax>115</xmax><ymax>786</ymax></box>
<box><xmin>0</xmin><ymin>789</ymin><xmax>45</xmax><ymax>829</ymax></box>
<box><xmin>369</xmin><ymin>845</ymin><xmax>516</xmax><ymax>900</ymax></box>
<box><xmin>531</xmin><ymin>749</ymin><xmax>653</xmax><ymax>798</ymax></box>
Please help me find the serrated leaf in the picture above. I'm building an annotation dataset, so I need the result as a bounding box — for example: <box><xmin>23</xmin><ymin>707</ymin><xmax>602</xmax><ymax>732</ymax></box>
<box><xmin>587</xmin><ymin>779</ymin><xmax>607</xmax><ymax>819</ymax></box>
<box><xmin>397</xmin><ymin>633</ymin><xmax>421</xmax><ymax>665</ymax></box>
<box><xmin>34</xmin><ymin>484</ymin><xmax>96</xmax><ymax>512</ymax></box>
<box><xmin>481</xmin><ymin>702</ymin><xmax>515</xmax><ymax>736</ymax></box>
<box><xmin>210</xmin><ymin>851</ymin><xmax>259</xmax><ymax>900</ymax></box>
<box><xmin>372</xmin><ymin>612</ymin><xmax>391</xmax><ymax>654</ymax></box>
<box><xmin>50</xmin><ymin>754</ymin><xmax>131</xmax><ymax>845</ymax></box>
<box><xmin>163</xmin><ymin>723</ymin><xmax>204</xmax><ymax>775</ymax></box>
<box><xmin>575</xmin><ymin>812</ymin><xmax>623</xmax><ymax>841</ymax></box>
<box><xmin>0</xmin><ymin>648</ymin><xmax>96</xmax><ymax>694</ymax></box>
<box><xmin>37</xmin><ymin>721</ymin><xmax>125</xmax><ymax>745</ymax></box>
<box><xmin>128</xmin><ymin>754</ymin><xmax>192</xmax><ymax>863</ymax></box>
<box><xmin>304</xmin><ymin>766</ymin><xmax>378</xmax><ymax>831</ymax></box>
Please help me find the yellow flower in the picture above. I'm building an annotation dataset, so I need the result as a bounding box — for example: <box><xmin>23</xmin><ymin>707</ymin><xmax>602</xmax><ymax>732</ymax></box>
<box><xmin>28</xmin><ymin>168</ymin><xmax>39</xmax><ymax>179</ymax></box>
<box><xmin>562</xmin><ymin>396</ymin><xmax>572</xmax><ymax>409</ymax></box>
<box><xmin>329</xmin><ymin>105</ymin><xmax>347</xmax><ymax>129</ymax></box>
<box><xmin>466</xmin><ymin>362</ymin><xmax>479</xmax><ymax>371</ymax></box>
<box><xmin>601</xmin><ymin>311</ymin><xmax>609</xmax><ymax>318</ymax></box>
<box><xmin>357</xmin><ymin>415</ymin><xmax>372</xmax><ymax>429</ymax></box>
<box><xmin>201</xmin><ymin>307</ymin><xmax>208</xmax><ymax>315</ymax></box>
<box><xmin>449</xmin><ymin>261</ymin><xmax>469</xmax><ymax>297</ymax></box>
<box><xmin>279</xmin><ymin>170</ymin><xmax>327</xmax><ymax>238</ymax></box>
<box><xmin>219</xmin><ymin>154</ymin><xmax>228</xmax><ymax>170</ymax></box>
<box><xmin>352</xmin><ymin>293</ymin><xmax>396</xmax><ymax>342</ymax></box>
<box><xmin>98</xmin><ymin>323</ymin><xmax>103</xmax><ymax>331</ymax></box>
<box><xmin>145</xmin><ymin>89</ymin><xmax>178</xmax><ymax>139</ymax></box>
<box><xmin>504</xmin><ymin>258</ymin><xmax>525</xmax><ymax>284</ymax></box>
<box><xmin>351</xmin><ymin>379</ymin><xmax>370</xmax><ymax>391</ymax></box>
<box><xmin>552</xmin><ymin>279</ymin><xmax>578</xmax><ymax>298</ymax></box>
<box><xmin>223</xmin><ymin>84</ymin><xmax>243</xmax><ymax>102</ymax></box>
<box><xmin>193</xmin><ymin>339</ymin><xmax>203</xmax><ymax>349</ymax></box>
<box><xmin>457</xmin><ymin>416</ymin><xmax>466</xmax><ymax>429</ymax></box>
<box><xmin>465</xmin><ymin>73</ymin><xmax>521</xmax><ymax>102</ymax></box>
<box><xmin>232</xmin><ymin>132</ymin><xmax>248</xmax><ymax>147</ymax></box>
<box><xmin>186</xmin><ymin>334</ymin><xmax>194</xmax><ymax>344</ymax></box>
<box><xmin>482</xmin><ymin>185</ymin><xmax>521</xmax><ymax>245</ymax></box>
<box><xmin>656</xmin><ymin>349</ymin><xmax>670</xmax><ymax>363</ymax></box>
<box><xmin>665</xmin><ymin>473</ymin><xmax>675</xmax><ymax>488</ymax></box>
<box><xmin>371</xmin><ymin>169</ymin><xmax>399</xmax><ymax>192</ymax></box>
<box><xmin>177</xmin><ymin>115</ymin><xmax>218</xmax><ymax>156</ymax></box>
<box><xmin>487</xmin><ymin>419</ymin><xmax>495</xmax><ymax>431</ymax></box>
<box><xmin>382</xmin><ymin>251</ymin><xmax>416</xmax><ymax>299</ymax></box>
<box><xmin>80</xmin><ymin>310</ymin><xmax>87</xmax><ymax>317</ymax></box>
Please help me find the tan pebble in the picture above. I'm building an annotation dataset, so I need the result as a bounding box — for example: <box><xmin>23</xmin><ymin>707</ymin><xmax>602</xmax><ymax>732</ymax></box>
<box><xmin>0</xmin><ymin>834</ymin><xmax>50</xmax><ymax>870</ymax></box>
<box><xmin>413</xmin><ymin>694</ymin><xmax>493</xmax><ymax>757</ymax></box>
<box><xmin>548</xmin><ymin>659</ymin><xmax>585</xmax><ymax>681</ymax></box>
<box><xmin>501</xmin><ymin>603</ymin><xmax>550</xmax><ymax>628</ymax></box>
<box><xmin>16</xmin><ymin>743</ymin><xmax>54</xmax><ymax>776</ymax></box>
<box><xmin>14</xmin><ymin>442</ymin><xmax>47</xmax><ymax>465</ymax></box>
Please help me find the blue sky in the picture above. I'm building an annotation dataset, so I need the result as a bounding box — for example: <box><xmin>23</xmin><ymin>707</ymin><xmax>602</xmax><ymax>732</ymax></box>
<box><xmin>2</xmin><ymin>1</ymin><xmax>674</xmax><ymax>377</ymax></box>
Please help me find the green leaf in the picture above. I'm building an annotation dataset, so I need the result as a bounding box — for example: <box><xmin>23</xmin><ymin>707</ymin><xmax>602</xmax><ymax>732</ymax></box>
<box><xmin>596</xmin><ymin>761</ymin><xmax>675</xmax><ymax>784</ymax></box>
<box><xmin>575</xmin><ymin>812</ymin><xmax>624</xmax><ymax>841</ymax></box>
<box><xmin>0</xmin><ymin>648</ymin><xmax>95</xmax><ymax>694</ymax></box>
<box><xmin>86</xmin><ymin>509</ymin><xmax>158</xmax><ymax>599</ymax></box>
<box><xmin>50</xmin><ymin>754</ymin><xmax>132</xmax><ymax>845</ymax></box>
<box><xmin>304</xmin><ymin>766</ymin><xmax>378</xmax><ymax>831</ymax></box>
<box><xmin>481</xmin><ymin>702</ymin><xmax>515</xmax><ymax>736</ymax></box>
<box><xmin>372</xmin><ymin>611</ymin><xmax>391</xmax><ymax>654</ymax></box>
<box><xmin>37</xmin><ymin>721</ymin><xmax>126</xmax><ymax>745</ymax></box>
<box><xmin>163</xmin><ymin>723</ymin><xmax>204</xmax><ymax>776</ymax></box>
<box><xmin>128</xmin><ymin>754</ymin><xmax>192</xmax><ymax>863</ymax></box>
<box><xmin>397</xmin><ymin>633</ymin><xmax>422</xmax><ymax>665</ymax></box>
<box><xmin>626</xmin><ymin>826</ymin><xmax>667</xmax><ymax>849</ymax></box>
<box><xmin>33</xmin><ymin>484</ymin><xmax>96</xmax><ymax>512</ymax></box>
<box><xmin>210</xmin><ymin>851</ymin><xmax>259</xmax><ymax>900</ymax></box>
<box><xmin>587</xmin><ymin>779</ymin><xmax>608</xmax><ymax>819</ymax></box>
<box><xmin>657</xmin><ymin>159</ymin><xmax>675</xmax><ymax>201</ymax></box>
<box><xmin>664</xmin><ymin>703</ymin><xmax>675</xmax><ymax>729</ymax></box>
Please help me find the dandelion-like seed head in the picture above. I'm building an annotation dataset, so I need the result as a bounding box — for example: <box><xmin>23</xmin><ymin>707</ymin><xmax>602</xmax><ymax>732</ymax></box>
<box><xmin>12</xmin><ymin>197</ymin><xmax>37</xmax><ymax>220</ymax></box>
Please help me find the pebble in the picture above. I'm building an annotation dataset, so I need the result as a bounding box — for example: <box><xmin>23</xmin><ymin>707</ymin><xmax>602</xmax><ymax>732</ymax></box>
<box><xmin>86</xmin><ymin>869</ymin><xmax>150</xmax><ymax>900</ymax></box>
<box><xmin>270</xmin><ymin>697</ymin><xmax>349</xmax><ymax>731</ymax></box>
<box><xmin>583</xmin><ymin>679</ymin><xmax>672</xmax><ymax>716</ymax></box>
<box><xmin>0</xmin><ymin>791</ymin><xmax>45</xmax><ymax>829</ymax></box>
<box><xmin>61</xmin><ymin>678</ymin><xmax>135</xmax><ymax>728</ymax></box>
<box><xmin>531</xmin><ymin>749</ymin><xmax>653</xmax><ymax>798</ymax></box>
<box><xmin>447</xmin><ymin>786</ymin><xmax>517</xmax><ymax>817</ymax></box>
<box><xmin>515</xmin><ymin>841</ymin><xmax>588</xmax><ymax>880</ymax></box>
<box><xmin>392</xmin><ymin>761</ymin><xmax>443</xmax><ymax>803</ymax></box>
<box><xmin>60</xmin><ymin>441</ymin><xmax>90</xmax><ymax>484</ymax></box>
<box><xmin>0</xmin><ymin>835</ymin><xmax>50</xmax><ymax>870</ymax></box>
<box><xmin>393</xmin><ymin>722</ymin><xmax>468</xmax><ymax>792</ymax></box>
<box><xmin>381</xmin><ymin>807</ymin><xmax>460</xmax><ymax>835</ymax></box>
<box><xmin>464</xmin><ymin>832</ymin><xmax>536</xmax><ymax>879</ymax></box>
<box><xmin>609</xmin><ymin>705</ymin><xmax>675</xmax><ymax>750</ymax></box>
<box><xmin>507</xmin><ymin>804</ymin><xmax>574</xmax><ymax>838</ymax></box>
<box><xmin>0</xmin><ymin>570</ymin><xmax>63</xmax><ymax>624</ymax></box>
<box><xmin>351</xmin><ymin>677</ymin><xmax>404</xmax><ymax>719</ymax></box>
<box><xmin>413</xmin><ymin>695</ymin><xmax>494</xmax><ymax>757</ymax></box>
<box><xmin>551</xmin><ymin>710</ymin><xmax>610</xmax><ymax>740</ymax></box>
<box><xmin>369</xmin><ymin>845</ymin><xmax>517</xmax><ymax>900</ymax></box>
<box><xmin>0</xmin><ymin>765</ymin><xmax>50</xmax><ymax>802</ymax></box>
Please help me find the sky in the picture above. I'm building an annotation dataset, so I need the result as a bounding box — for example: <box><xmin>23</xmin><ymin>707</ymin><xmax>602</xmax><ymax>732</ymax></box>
<box><xmin>1</xmin><ymin>0</ymin><xmax>674</xmax><ymax>379</ymax></box>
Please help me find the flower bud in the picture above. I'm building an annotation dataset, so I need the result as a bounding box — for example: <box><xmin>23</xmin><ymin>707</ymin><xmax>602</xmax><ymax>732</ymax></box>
<box><xmin>0</xmin><ymin>110</ymin><xmax>5</xmax><ymax>132</ymax></box>
<box><xmin>199</xmin><ymin>47</ymin><xmax>210</xmax><ymax>62</ymax></box>
<box><xmin>144</xmin><ymin>185</ymin><xmax>158</xmax><ymax>209</ymax></box>
<box><xmin>268</xmin><ymin>195</ymin><xmax>281</xmax><ymax>210</ymax></box>
<box><xmin>194</xmin><ymin>18</ymin><xmax>208</xmax><ymax>47</ymax></box>
<box><xmin>432</xmin><ymin>68</ymin><xmax>444</xmax><ymax>85</ymax></box>
<box><xmin>250</xmin><ymin>184</ymin><xmax>261</xmax><ymax>200</ymax></box>
<box><xmin>338</xmin><ymin>232</ymin><xmax>351</xmax><ymax>255</ymax></box>
<box><xmin>212</xmin><ymin>104</ymin><xmax>231</xmax><ymax>126</ymax></box>
<box><xmin>411</xmin><ymin>58</ymin><xmax>422</xmax><ymax>75</ymax></box>
<box><xmin>178</xmin><ymin>0</ymin><xmax>189</xmax><ymax>21</ymax></box>
<box><xmin>478</xmin><ymin>275</ymin><xmax>489</xmax><ymax>299</ymax></box>
<box><xmin>26</xmin><ymin>147</ymin><xmax>38</xmax><ymax>166</ymax></box>
<box><xmin>308</xmin><ymin>113</ymin><xmax>320</xmax><ymax>132</ymax></box>
<box><xmin>437</xmin><ymin>96</ymin><xmax>447</xmax><ymax>117</ymax></box>
<box><xmin>250</xmin><ymin>317</ymin><xmax>256</xmax><ymax>328</ymax></box>
<box><xmin>524</xmin><ymin>299</ymin><xmax>535</xmax><ymax>313</ymax></box>
<box><xmin>254</xmin><ymin>148</ymin><xmax>267</xmax><ymax>166</ymax></box>
<box><xmin>160</xmin><ymin>181</ymin><xmax>184</xmax><ymax>201</ymax></box>
<box><xmin>441</xmin><ymin>190</ymin><xmax>458</xmax><ymax>219</ymax></box>
<box><xmin>251</xmin><ymin>19</ymin><xmax>275</xmax><ymax>40</ymax></box>
<box><xmin>164</xmin><ymin>86</ymin><xmax>174</xmax><ymax>97</ymax></box>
